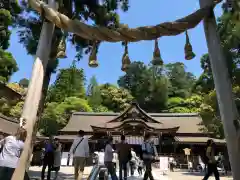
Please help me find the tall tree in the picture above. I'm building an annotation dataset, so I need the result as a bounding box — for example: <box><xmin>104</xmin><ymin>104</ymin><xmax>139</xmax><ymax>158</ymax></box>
<box><xmin>118</xmin><ymin>61</ymin><xmax>170</xmax><ymax>112</ymax></box>
<box><xmin>165</xmin><ymin>62</ymin><xmax>195</xmax><ymax>98</ymax></box>
<box><xmin>47</xmin><ymin>63</ymin><xmax>86</xmax><ymax>103</ymax></box>
<box><xmin>197</xmin><ymin>6</ymin><xmax>240</xmax><ymax>138</ymax></box>
<box><xmin>16</xmin><ymin>0</ymin><xmax>130</xmax><ymax>124</ymax></box>
<box><xmin>87</xmin><ymin>76</ymin><xmax>109</xmax><ymax>112</ymax></box>
<box><xmin>0</xmin><ymin>0</ymin><xmax>21</xmax><ymax>49</ymax></box>
<box><xmin>40</xmin><ymin>97</ymin><xmax>92</xmax><ymax>136</ymax></box>
<box><xmin>0</xmin><ymin>1</ymin><xmax>20</xmax><ymax>83</ymax></box>
<box><xmin>19</xmin><ymin>78</ymin><xmax>29</xmax><ymax>88</ymax></box>
<box><xmin>87</xmin><ymin>76</ymin><xmax>102</xmax><ymax>105</ymax></box>
<box><xmin>0</xmin><ymin>49</ymin><xmax>18</xmax><ymax>82</ymax></box>
<box><xmin>100</xmin><ymin>83</ymin><xmax>133</xmax><ymax>112</ymax></box>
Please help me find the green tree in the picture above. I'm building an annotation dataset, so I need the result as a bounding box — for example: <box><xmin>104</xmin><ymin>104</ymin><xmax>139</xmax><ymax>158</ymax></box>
<box><xmin>0</xmin><ymin>0</ymin><xmax>21</xmax><ymax>49</ymax></box>
<box><xmin>17</xmin><ymin>0</ymin><xmax>130</xmax><ymax>127</ymax></box>
<box><xmin>19</xmin><ymin>78</ymin><xmax>29</xmax><ymax>88</ymax></box>
<box><xmin>0</xmin><ymin>49</ymin><xmax>18</xmax><ymax>83</ymax></box>
<box><xmin>9</xmin><ymin>101</ymin><xmax>24</xmax><ymax>119</ymax></box>
<box><xmin>0</xmin><ymin>1</ymin><xmax>20</xmax><ymax>84</ymax></box>
<box><xmin>39</xmin><ymin>97</ymin><xmax>92</xmax><ymax>136</ymax></box>
<box><xmin>165</xmin><ymin>62</ymin><xmax>195</xmax><ymax>98</ymax></box>
<box><xmin>118</xmin><ymin>61</ymin><xmax>169</xmax><ymax>112</ymax></box>
<box><xmin>47</xmin><ymin>64</ymin><xmax>86</xmax><ymax>103</ymax></box>
<box><xmin>167</xmin><ymin>95</ymin><xmax>203</xmax><ymax>113</ymax></box>
<box><xmin>87</xmin><ymin>75</ymin><xmax>109</xmax><ymax>112</ymax></box>
<box><xmin>0</xmin><ymin>98</ymin><xmax>11</xmax><ymax>116</ymax></box>
<box><xmin>193</xmin><ymin>54</ymin><xmax>214</xmax><ymax>94</ymax></box>
<box><xmin>100</xmin><ymin>83</ymin><xmax>133</xmax><ymax>112</ymax></box>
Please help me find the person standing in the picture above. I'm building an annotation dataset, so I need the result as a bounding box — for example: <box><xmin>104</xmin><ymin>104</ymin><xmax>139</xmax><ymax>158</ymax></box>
<box><xmin>41</xmin><ymin>136</ymin><xmax>56</xmax><ymax>180</ymax></box>
<box><xmin>68</xmin><ymin>130</ymin><xmax>89</xmax><ymax>180</ymax></box>
<box><xmin>0</xmin><ymin>127</ymin><xmax>29</xmax><ymax>180</ymax></box>
<box><xmin>53</xmin><ymin>138</ymin><xmax>62</xmax><ymax>180</ymax></box>
<box><xmin>104</xmin><ymin>136</ymin><xmax>118</xmax><ymax>180</ymax></box>
<box><xmin>142</xmin><ymin>133</ymin><xmax>158</xmax><ymax>180</ymax></box>
<box><xmin>116</xmin><ymin>135</ymin><xmax>131</xmax><ymax>180</ymax></box>
<box><xmin>130</xmin><ymin>148</ymin><xmax>137</xmax><ymax>176</ymax></box>
<box><xmin>202</xmin><ymin>139</ymin><xmax>220</xmax><ymax>180</ymax></box>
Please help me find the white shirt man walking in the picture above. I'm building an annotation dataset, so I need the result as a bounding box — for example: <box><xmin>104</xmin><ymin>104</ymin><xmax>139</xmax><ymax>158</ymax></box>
<box><xmin>68</xmin><ymin>130</ymin><xmax>89</xmax><ymax>180</ymax></box>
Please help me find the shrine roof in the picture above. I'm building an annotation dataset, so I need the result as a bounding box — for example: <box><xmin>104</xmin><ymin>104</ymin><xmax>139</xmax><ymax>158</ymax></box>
<box><xmin>60</xmin><ymin>112</ymin><xmax>204</xmax><ymax>134</ymax></box>
<box><xmin>0</xmin><ymin>114</ymin><xmax>19</xmax><ymax>135</ymax></box>
<box><xmin>60</xmin><ymin>101</ymin><xmax>203</xmax><ymax>134</ymax></box>
<box><xmin>0</xmin><ymin>82</ymin><xmax>22</xmax><ymax>101</ymax></box>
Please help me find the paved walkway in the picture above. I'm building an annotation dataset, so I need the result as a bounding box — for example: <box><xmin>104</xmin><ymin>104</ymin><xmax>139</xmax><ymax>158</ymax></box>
<box><xmin>29</xmin><ymin>166</ymin><xmax>233</xmax><ymax>180</ymax></box>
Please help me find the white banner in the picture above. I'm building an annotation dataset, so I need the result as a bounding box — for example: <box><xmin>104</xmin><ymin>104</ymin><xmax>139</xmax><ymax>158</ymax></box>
<box><xmin>159</xmin><ymin>157</ymin><xmax>169</xmax><ymax>172</ymax></box>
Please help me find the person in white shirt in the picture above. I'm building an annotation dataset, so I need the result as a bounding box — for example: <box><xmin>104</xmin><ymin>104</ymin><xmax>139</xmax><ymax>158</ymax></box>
<box><xmin>68</xmin><ymin>130</ymin><xmax>89</xmax><ymax>180</ymax></box>
<box><xmin>0</xmin><ymin>127</ymin><xmax>29</xmax><ymax>180</ymax></box>
<box><xmin>104</xmin><ymin>137</ymin><xmax>118</xmax><ymax>180</ymax></box>
<box><xmin>130</xmin><ymin>148</ymin><xmax>137</xmax><ymax>176</ymax></box>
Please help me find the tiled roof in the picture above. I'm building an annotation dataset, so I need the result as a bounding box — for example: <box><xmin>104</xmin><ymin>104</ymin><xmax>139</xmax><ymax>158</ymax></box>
<box><xmin>0</xmin><ymin>114</ymin><xmax>19</xmax><ymax>135</ymax></box>
<box><xmin>60</xmin><ymin>112</ymin><xmax>204</xmax><ymax>134</ymax></box>
<box><xmin>175</xmin><ymin>136</ymin><xmax>226</xmax><ymax>144</ymax></box>
<box><xmin>0</xmin><ymin>82</ymin><xmax>22</xmax><ymax>100</ymax></box>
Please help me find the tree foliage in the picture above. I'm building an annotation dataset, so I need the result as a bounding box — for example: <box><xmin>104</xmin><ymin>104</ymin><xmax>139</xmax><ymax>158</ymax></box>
<box><xmin>19</xmin><ymin>78</ymin><xmax>29</xmax><ymax>88</ymax></box>
<box><xmin>46</xmin><ymin>64</ymin><xmax>86</xmax><ymax>103</ymax></box>
<box><xmin>99</xmin><ymin>83</ymin><xmax>133</xmax><ymax>112</ymax></box>
<box><xmin>0</xmin><ymin>0</ymin><xmax>21</xmax><ymax>49</ymax></box>
<box><xmin>0</xmin><ymin>49</ymin><xmax>18</xmax><ymax>83</ymax></box>
<box><xmin>118</xmin><ymin>61</ymin><xmax>195</xmax><ymax>112</ymax></box>
<box><xmin>87</xmin><ymin>76</ymin><xmax>109</xmax><ymax>112</ymax></box>
<box><xmin>39</xmin><ymin>97</ymin><xmax>92</xmax><ymax>136</ymax></box>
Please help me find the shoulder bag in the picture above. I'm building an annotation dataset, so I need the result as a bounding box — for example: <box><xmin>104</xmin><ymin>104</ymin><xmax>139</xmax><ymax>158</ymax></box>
<box><xmin>142</xmin><ymin>142</ymin><xmax>154</xmax><ymax>161</ymax></box>
<box><xmin>73</xmin><ymin>137</ymin><xmax>84</xmax><ymax>154</ymax></box>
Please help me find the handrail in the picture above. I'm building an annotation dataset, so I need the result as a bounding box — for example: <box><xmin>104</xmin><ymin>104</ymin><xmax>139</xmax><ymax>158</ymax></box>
<box><xmin>88</xmin><ymin>164</ymin><xmax>108</xmax><ymax>180</ymax></box>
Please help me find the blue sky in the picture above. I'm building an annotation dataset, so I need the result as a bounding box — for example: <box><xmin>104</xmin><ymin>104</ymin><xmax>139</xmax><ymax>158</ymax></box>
<box><xmin>8</xmin><ymin>0</ymin><xmax>223</xmax><ymax>86</ymax></box>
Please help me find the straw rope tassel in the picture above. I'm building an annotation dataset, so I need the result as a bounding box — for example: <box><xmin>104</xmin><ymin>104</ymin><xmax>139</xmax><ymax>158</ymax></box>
<box><xmin>121</xmin><ymin>42</ymin><xmax>131</xmax><ymax>72</ymax></box>
<box><xmin>184</xmin><ymin>31</ymin><xmax>195</xmax><ymax>60</ymax></box>
<box><xmin>88</xmin><ymin>42</ymin><xmax>99</xmax><ymax>67</ymax></box>
<box><xmin>151</xmin><ymin>39</ymin><xmax>163</xmax><ymax>66</ymax></box>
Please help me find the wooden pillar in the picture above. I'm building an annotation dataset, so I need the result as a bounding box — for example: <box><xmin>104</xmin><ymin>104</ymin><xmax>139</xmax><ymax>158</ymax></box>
<box><xmin>158</xmin><ymin>132</ymin><xmax>162</xmax><ymax>154</ymax></box>
<box><xmin>11</xmin><ymin>1</ymin><xmax>57</xmax><ymax>179</ymax></box>
<box><xmin>199</xmin><ymin>0</ymin><xmax>240</xmax><ymax>179</ymax></box>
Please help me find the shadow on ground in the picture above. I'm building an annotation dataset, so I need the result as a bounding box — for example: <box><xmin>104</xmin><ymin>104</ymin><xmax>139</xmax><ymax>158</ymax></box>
<box><xmin>28</xmin><ymin>169</ymin><xmax>88</xmax><ymax>180</ymax></box>
<box><xmin>181</xmin><ymin>171</ymin><xmax>232</xmax><ymax>178</ymax></box>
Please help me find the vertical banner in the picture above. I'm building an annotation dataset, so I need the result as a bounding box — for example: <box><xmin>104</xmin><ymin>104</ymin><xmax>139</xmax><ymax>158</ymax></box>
<box><xmin>159</xmin><ymin>156</ymin><xmax>169</xmax><ymax>175</ymax></box>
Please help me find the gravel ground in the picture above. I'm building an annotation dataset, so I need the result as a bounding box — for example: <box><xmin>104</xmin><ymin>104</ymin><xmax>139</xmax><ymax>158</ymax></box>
<box><xmin>28</xmin><ymin>166</ymin><xmax>233</xmax><ymax>180</ymax></box>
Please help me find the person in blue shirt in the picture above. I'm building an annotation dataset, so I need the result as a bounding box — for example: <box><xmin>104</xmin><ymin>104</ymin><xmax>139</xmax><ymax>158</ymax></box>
<box><xmin>141</xmin><ymin>133</ymin><xmax>158</xmax><ymax>180</ymax></box>
<box><xmin>41</xmin><ymin>136</ymin><xmax>56</xmax><ymax>180</ymax></box>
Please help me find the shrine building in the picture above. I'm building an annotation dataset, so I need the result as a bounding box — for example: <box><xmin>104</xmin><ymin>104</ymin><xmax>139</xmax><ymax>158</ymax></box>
<box><xmin>57</xmin><ymin>102</ymin><xmax>226</xmax><ymax>157</ymax></box>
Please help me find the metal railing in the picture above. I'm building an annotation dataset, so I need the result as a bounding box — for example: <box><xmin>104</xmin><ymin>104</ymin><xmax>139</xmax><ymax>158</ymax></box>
<box><xmin>88</xmin><ymin>164</ymin><xmax>108</xmax><ymax>180</ymax></box>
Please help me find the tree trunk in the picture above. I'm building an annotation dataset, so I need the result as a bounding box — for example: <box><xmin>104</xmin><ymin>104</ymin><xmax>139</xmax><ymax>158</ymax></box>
<box><xmin>11</xmin><ymin>1</ymin><xmax>57</xmax><ymax>179</ymax></box>
<box><xmin>199</xmin><ymin>0</ymin><xmax>240</xmax><ymax>179</ymax></box>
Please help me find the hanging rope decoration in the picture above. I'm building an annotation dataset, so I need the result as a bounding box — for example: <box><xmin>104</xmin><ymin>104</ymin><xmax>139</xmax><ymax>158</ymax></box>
<box><xmin>184</xmin><ymin>31</ymin><xmax>195</xmax><ymax>60</ymax></box>
<box><xmin>32</xmin><ymin>0</ymin><xmax>220</xmax><ymax>71</ymax></box>
<box><xmin>121</xmin><ymin>42</ymin><xmax>131</xmax><ymax>72</ymax></box>
<box><xmin>56</xmin><ymin>33</ymin><xmax>67</xmax><ymax>58</ymax></box>
<box><xmin>151</xmin><ymin>39</ymin><xmax>163</xmax><ymax>66</ymax></box>
<box><xmin>88</xmin><ymin>41</ymin><xmax>99</xmax><ymax>67</ymax></box>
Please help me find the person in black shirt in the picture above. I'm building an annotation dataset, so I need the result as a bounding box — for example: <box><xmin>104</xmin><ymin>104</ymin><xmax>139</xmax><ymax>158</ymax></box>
<box><xmin>202</xmin><ymin>139</ymin><xmax>220</xmax><ymax>180</ymax></box>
